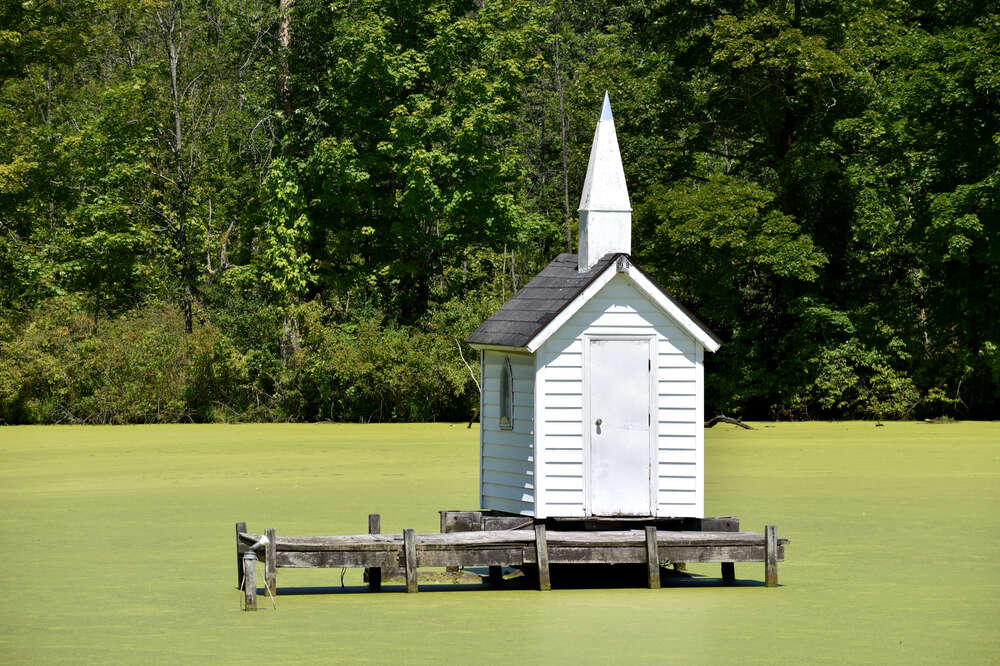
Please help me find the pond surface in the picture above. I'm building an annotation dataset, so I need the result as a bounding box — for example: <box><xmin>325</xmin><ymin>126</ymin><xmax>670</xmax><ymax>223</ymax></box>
<box><xmin>1</xmin><ymin>421</ymin><xmax>997</xmax><ymax>664</ymax></box>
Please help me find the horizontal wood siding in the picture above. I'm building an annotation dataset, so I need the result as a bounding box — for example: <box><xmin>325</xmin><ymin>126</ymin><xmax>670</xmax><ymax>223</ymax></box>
<box><xmin>481</xmin><ymin>350</ymin><xmax>535</xmax><ymax>516</ymax></box>
<box><xmin>537</xmin><ymin>274</ymin><xmax>704</xmax><ymax>518</ymax></box>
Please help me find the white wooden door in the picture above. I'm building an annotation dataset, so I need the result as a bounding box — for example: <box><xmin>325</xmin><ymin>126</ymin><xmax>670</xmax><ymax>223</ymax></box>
<box><xmin>588</xmin><ymin>337</ymin><xmax>653</xmax><ymax>515</ymax></box>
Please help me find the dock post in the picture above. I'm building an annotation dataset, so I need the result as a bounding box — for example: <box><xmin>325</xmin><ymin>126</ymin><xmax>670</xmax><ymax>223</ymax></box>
<box><xmin>367</xmin><ymin>514</ymin><xmax>382</xmax><ymax>591</ymax></box>
<box><xmin>721</xmin><ymin>562</ymin><xmax>735</xmax><ymax>585</ymax></box>
<box><xmin>764</xmin><ymin>525</ymin><xmax>778</xmax><ymax>587</ymax></box>
<box><xmin>489</xmin><ymin>566</ymin><xmax>503</xmax><ymax>588</ymax></box>
<box><xmin>534</xmin><ymin>524</ymin><xmax>551</xmax><ymax>591</ymax></box>
<box><xmin>242</xmin><ymin>551</ymin><xmax>258</xmax><ymax>611</ymax></box>
<box><xmin>265</xmin><ymin>528</ymin><xmax>276</xmax><ymax>595</ymax></box>
<box><xmin>235</xmin><ymin>522</ymin><xmax>246</xmax><ymax>589</ymax></box>
<box><xmin>645</xmin><ymin>526</ymin><xmax>660</xmax><ymax>589</ymax></box>
<box><xmin>403</xmin><ymin>528</ymin><xmax>418</xmax><ymax>593</ymax></box>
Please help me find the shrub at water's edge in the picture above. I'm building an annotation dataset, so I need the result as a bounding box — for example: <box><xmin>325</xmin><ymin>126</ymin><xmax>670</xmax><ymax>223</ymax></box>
<box><xmin>0</xmin><ymin>296</ymin><xmax>490</xmax><ymax>425</ymax></box>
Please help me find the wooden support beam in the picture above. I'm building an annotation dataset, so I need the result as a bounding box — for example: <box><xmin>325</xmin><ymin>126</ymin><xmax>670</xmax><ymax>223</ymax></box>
<box><xmin>764</xmin><ymin>525</ymin><xmax>778</xmax><ymax>587</ymax></box>
<box><xmin>265</xmin><ymin>528</ymin><xmax>276</xmax><ymax>595</ymax></box>
<box><xmin>439</xmin><ymin>510</ymin><xmax>482</xmax><ymax>533</ymax></box>
<box><xmin>403</xmin><ymin>528</ymin><xmax>418</xmax><ymax>593</ymax></box>
<box><xmin>534</xmin><ymin>524</ymin><xmax>551</xmax><ymax>591</ymax></box>
<box><xmin>721</xmin><ymin>562</ymin><xmax>735</xmax><ymax>585</ymax></box>
<box><xmin>235</xmin><ymin>521</ymin><xmax>246</xmax><ymax>589</ymax></box>
<box><xmin>242</xmin><ymin>551</ymin><xmax>258</xmax><ymax>611</ymax></box>
<box><xmin>645</xmin><ymin>526</ymin><xmax>660</xmax><ymax>589</ymax></box>
<box><xmin>700</xmin><ymin>517</ymin><xmax>739</xmax><ymax>532</ymax></box>
<box><xmin>489</xmin><ymin>565</ymin><xmax>503</xmax><ymax>587</ymax></box>
<box><xmin>367</xmin><ymin>514</ymin><xmax>382</xmax><ymax>591</ymax></box>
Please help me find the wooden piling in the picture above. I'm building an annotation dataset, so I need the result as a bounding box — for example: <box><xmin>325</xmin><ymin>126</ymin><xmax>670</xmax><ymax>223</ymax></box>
<box><xmin>235</xmin><ymin>521</ymin><xmax>246</xmax><ymax>589</ymax></box>
<box><xmin>243</xmin><ymin>551</ymin><xmax>258</xmax><ymax>611</ymax></box>
<box><xmin>403</xmin><ymin>528</ymin><xmax>418</xmax><ymax>593</ymax></box>
<box><xmin>265</xmin><ymin>528</ymin><xmax>276</xmax><ymax>595</ymax></box>
<box><xmin>721</xmin><ymin>562</ymin><xmax>735</xmax><ymax>585</ymax></box>
<box><xmin>489</xmin><ymin>565</ymin><xmax>503</xmax><ymax>587</ymax></box>
<box><xmin>367</xmin><ymin>514</ymin><xmax>382</xmax><ymax>591</ymax></box>
<box><xmin>644</xmin><ymin>526</ymin><xmax>660</xmax><ymax>589</ymax></box>
<box><xmin>764</xmin><ymin>525</ymin><xmax>778</xmax><ymax>587</ymax></box>
<box><xmin>534</xmin><ymin>524</ymin><xmax>551</xmax><ymax>591</ymax></box>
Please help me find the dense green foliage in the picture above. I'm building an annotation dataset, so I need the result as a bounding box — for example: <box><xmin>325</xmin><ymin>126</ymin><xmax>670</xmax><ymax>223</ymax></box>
<box><xmin>1</xmin><ymin>0</ymin><xmax>997</xmax><ymax>422</ymax></box>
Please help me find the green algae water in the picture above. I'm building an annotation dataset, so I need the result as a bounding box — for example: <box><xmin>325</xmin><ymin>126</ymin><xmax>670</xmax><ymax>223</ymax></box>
<box><xmin>0</xmin><ymin>422</ymin><xmax>998</xmax><ymax>664</ymax></box>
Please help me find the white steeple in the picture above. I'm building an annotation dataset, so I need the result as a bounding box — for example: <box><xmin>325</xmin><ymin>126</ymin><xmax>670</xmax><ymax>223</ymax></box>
<box><xmin>577</xmin><ymin>92</ymin><xmax>631</xmax><ymax>272</ymax></box>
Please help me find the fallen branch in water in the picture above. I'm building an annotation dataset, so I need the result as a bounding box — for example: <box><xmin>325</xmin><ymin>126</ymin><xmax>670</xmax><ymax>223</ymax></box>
<box><xmin>705</xmin><ymin>414</ymin><xmax>753</xmax><ymax>430</ymax></box>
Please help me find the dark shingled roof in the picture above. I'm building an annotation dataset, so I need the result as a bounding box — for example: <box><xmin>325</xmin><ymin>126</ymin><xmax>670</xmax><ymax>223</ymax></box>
<box><xmin>465</xmin><ymin>252</ymin><xmax>722</xmax><ymax>350</ymax></box>
<box><xmin>465</xmin><ymin>253</ymin><xmax>616</xmax><ymax>348</ymax></box>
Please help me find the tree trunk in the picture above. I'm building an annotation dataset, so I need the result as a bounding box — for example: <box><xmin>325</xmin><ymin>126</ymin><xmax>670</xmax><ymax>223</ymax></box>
<box><xmin>280</xmin><ymin>312</ymin><xmax>300</xmax><ymax>367</ymax></box>
<box><xmin>160</xmin><ymin>1</ymin><xmax>194</xmax><ymax>333</ymax></box>
<box><xmin>555</xmin><ymin>35</ymin><xmax>572</xmax><ymax>253</ymax></box>
<box><xmin>277</xmin><ymin>0</ymin><xmax>293</xmax><ymax>116</ymax></box>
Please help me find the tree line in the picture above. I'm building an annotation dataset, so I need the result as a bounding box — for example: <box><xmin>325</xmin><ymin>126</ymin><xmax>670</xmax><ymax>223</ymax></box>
<box><xmin>1</xmin><ymin>0</ymin><xmax>997</xmax><ymax>424</ymax></box>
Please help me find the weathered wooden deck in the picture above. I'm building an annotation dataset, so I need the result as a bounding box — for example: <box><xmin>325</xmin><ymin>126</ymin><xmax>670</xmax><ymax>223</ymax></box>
<box><xmin>235</xmin><ymin>520</ymin><xmax>788</xmax><ymax>610</ymax></box>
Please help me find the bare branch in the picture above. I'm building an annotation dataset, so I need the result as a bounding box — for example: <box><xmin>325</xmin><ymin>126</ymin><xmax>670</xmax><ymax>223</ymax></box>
<box><xmin>456</xmin><ymin>339</ymin><xmax>481</xmax><ymax>394</ymax></box>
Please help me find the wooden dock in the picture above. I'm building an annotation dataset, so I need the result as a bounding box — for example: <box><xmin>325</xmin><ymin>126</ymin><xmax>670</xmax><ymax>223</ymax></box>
<box><xmin>235</xmin><ymin>519</ymin><xmax>788</xmax><ymax>610</ymax></box>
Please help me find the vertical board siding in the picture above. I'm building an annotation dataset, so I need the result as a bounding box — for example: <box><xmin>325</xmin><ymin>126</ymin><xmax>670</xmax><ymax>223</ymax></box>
<box><xmin>537</xmin><ymin>273</ymin><xmax>704</xmax><ymax>518</ymax></box>
<box><xmin>481</xmin><ymin>351</ymin><xmax>536</xmax><ymax>516</ymax></box>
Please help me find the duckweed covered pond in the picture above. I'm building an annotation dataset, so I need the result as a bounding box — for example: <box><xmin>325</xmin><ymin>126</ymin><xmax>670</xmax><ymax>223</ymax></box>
<box><xmin>1</xmin><ymin>422</ymin><xmax>998</xmax><ymax>664</ymax></box>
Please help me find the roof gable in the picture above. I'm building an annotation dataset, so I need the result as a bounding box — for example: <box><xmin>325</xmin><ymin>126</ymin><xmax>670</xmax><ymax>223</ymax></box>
<box><xmin>465</xmin><ymin>253</ymin><xmax>721</xmax><ymax>353</ymax></box>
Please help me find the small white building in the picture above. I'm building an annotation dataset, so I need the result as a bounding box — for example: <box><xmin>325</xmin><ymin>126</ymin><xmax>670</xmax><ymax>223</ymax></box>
<box><xmin>466</xmin><ymin>93</ymin><xmax>721</xmax><ymax>518</ymax></box>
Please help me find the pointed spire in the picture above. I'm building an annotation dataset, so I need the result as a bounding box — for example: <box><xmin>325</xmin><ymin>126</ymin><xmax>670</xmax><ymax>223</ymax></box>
<box><xmin>577</xmin><ymin>92</ymin><xmax>631</xmax><ymax>271</ymax></box>
<box><xmin>599</xmin><ymin>90</ymin><xmax>613</xmax><ymax>121</ymax></box>
<box><xmin>578</xmin><ymin>92</ymin><xmax>630</xmax><ymax>214</ymax></box>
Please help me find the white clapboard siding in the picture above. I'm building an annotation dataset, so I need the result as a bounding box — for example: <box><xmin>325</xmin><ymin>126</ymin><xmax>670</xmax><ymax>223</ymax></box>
<box><xmin>658</xmin><ymin>352</ymin><xmax>696</xmax><ymax>368</ymax></box>
<box><xmin>543</xmin><ymin>420</ymin><xmax>584</xmax><ymax>436</ymax></box>
<box><xmin>482</xmin><ymin>468</ymin><xmax>534</xmax><ymax>490</ymax></box>
<box><xmin>657</xmin><ymin>336</ymin><xmax>697</xmax><ymax>356</ymax></box>
<box><xmin>481</xmin><ymin>403</ymin><xmax>534</xmax><ymax>422</ymax></box>
<box><xmin>656</xmin><ymin>420</ymin><xmax>701</xmax><ymax>437</ymax></box>
<box><xmin>481</xmin><ymin>350</ymin><xmax>535</xmax><ymax>515</ymax></box>
<box><xmin>482</xmin><ymin>483</ymin><xmax>534</xmax><ymax>504</ymax></box>
<box><xmin>658</xmin><ymin>489</ymin><xmax>698</xmax><ymax>503</ymax></box>
<box><xmin>482</xmin><ymin>456</ymin><xmax>533</xmax><ymax>476</ymax></box>
<box><xmin>481</xmin><ymin>429</ymin><xmax>534</xmax><ymax>447</ymax></box>
<box><xmin>543</xmin><ymin>406</ymin><xmax>583</xmax><ymax>421</ymax></box>
<box><xmin>543</xmin><ymin>474</ymin><xmax>585</xmax><ymax>491</ymax></box>
<box><xmin>544</xmin><ymin>488</ymin><xmax>585</xmax><ymax>506</ymax></box>
<box><xmin>544</xmin><ymin>352</ymin><xmax>583</xmax><ymax>368</ymax></box>
<box><xmin>543</xmin><ymin>446</ymin><xmax>585</xmax><ymax>463</ymax></box>
<box><xmin>657</xmin><ymin>471</ymin><xmax>698</xmax><ymax>491</ymax></box>
<box><xmin>543</xmin><ymin>393</ymin><xmax>584</xmax><ymax>408</ymax></box>
<box><xmin>482</xmin><ymin>495</ymin><xmax>535</xmax><ymax>516</ymax></box>
<box><xmin>658</xmin><ymin>445</ymin><xmax>698</xmax><ymax>464</ymax></box>
<box><xmin>658</xmin><ymin>407</ymin><xmax>697</xmax><ymax>420</ymax></box>
<box><xmin>482</xmin><ymin>442</ymin><xmax>533</xmax><ymax>462</ymax></box>
<box><xmin>658</xmin><ymin>367</ymin><xmax>696</xmax><ymax>381</ymax></box>
<box><xmin>658</xmin><ymin>393</ymin><xmax>697</xmax><ymax>409</ymax></box>
<box><xmin>543</xmin><ymin>461</ymin><xmax>584</xmax><ymax>477</ymax></box>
